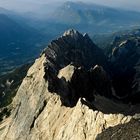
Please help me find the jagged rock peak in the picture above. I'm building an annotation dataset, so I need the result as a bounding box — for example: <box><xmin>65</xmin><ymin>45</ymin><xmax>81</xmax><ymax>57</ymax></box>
<box><xmin>43</xmin><ymin>29</ymin><xmax>107</xmax><ymax>72</ymax></box>
<box><xmin>63</xmin><ymin>29</ymin><xmax>81</xmax><ymax>37</ymax></box>
<box><xmin>63</xmin><ymin>29</ymin><xmax>91</xmax><ymax>41</ymax></box>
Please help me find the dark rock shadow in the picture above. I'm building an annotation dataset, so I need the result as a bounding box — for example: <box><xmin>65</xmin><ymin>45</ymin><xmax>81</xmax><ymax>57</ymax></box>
<box><xmin>44</xmin><ymin>64</ymin><xmax>140</xmax><ymax>116</ymax></box>
<box><xmin>109</xmin><ymin>38</ymin><xmax>140</xmax><ymax>104</ymax></box>
<box><xmin>96</xmin><ymin>119</ymin><xmax>140</xmax><ymax>140</ymax></box>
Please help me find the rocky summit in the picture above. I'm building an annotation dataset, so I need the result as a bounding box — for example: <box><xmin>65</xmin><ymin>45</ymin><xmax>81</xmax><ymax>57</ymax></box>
<box><xmin>0</xmin><ymin>29</ymin><xmax>140</xmax><ymax>140</ymax></box>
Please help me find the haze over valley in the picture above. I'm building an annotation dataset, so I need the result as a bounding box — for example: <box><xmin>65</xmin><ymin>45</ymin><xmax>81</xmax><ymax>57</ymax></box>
<box><xmin>1</xmin><ymin>1</ymin><xmax>140</xmax><ymax>75</ymax></box>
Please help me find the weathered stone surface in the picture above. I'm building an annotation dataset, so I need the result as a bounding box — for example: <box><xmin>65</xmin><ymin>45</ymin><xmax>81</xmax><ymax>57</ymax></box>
<box><xmin>96</xmin><ymin>119</ymin><xmax>140</xmax><ymax>140</ymax></box>
<box><xmin>1</xmin><ymin>29</ymin><xmax>140</xmax><ymax>140</ymax></box>
<box><xmin>0</xmin><ymin>54</ymin><xmax>136</xmax><ymax>140</ymax></box>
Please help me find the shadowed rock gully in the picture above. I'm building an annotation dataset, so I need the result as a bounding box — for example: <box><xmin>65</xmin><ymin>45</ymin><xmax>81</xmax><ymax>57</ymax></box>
<box><xmin>42</xmin><ymin>29</ymin><xmax>140</xmax><ymax>116</ymax></box>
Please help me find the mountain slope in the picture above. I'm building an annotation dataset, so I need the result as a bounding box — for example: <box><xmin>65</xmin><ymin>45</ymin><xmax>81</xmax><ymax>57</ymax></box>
<box><xmin>0</xmin><ymin>29</ymin><xmax>140</xmax><ymax>140</ymax></box>
<box><xmin>109</xmin><ymin>35</ymin><xmax>140</xmax><ymax>103</ymax></box>
<box><xmin>0</xmin><ymin>14</ymin><xmax>47</xmax><ymax>75</ymax></box>
<box><xmin>0</xmin><ymin>63</ymin><xmax>31</xmax><ymax>108</ymax></box>
<box><xmin>0</xmin><ymin>54</ymin><xmax>132</xmax><ymax>140</ymax></box>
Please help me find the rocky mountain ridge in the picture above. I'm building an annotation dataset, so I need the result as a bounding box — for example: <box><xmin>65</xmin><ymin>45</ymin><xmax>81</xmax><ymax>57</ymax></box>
<box><xmin>0</xmin><ymin>29</ymin><xmax>140</xmax><ymax>140</ymax></box>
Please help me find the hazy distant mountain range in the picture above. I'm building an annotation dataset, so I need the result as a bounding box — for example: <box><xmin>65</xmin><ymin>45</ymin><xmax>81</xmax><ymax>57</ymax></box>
<box><xmin>26</xmin><ymin>1</ymin><xmax>140</xmax><ymax>34</ymax></box>
<box><xmin>1</xmin><ymin>1</ymin><xmax>140</xmax><ymax>75</ymax></box>
<box><xmin>50</xmin><ymin>2</ymin><xmax>140</xmax><ymax>30</ymax></box>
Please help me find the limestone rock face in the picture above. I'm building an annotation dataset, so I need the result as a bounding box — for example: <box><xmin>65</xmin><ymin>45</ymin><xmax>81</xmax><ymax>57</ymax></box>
<box><xmin>0</xmin><ymin>29</ymin><xmax>140</xmax><ymax>140</ymax></box>
<box><xmin>43</xmin><ymin>29</ymin><xmax>108</xmax><ymax>72</ymax></box>
<box><xmin>0</xmin><ymin>54</ymin><xmax>132</xmax><ymax>140</ymax></box>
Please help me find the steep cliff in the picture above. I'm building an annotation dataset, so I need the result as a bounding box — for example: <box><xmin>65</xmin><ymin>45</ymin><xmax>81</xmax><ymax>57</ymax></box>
<box><xmin>0</xmin><ymin>29</ymin><xmax>140</xmax><ymax>140</ymax></box>
<box><xmin>0</xmin><ymin>54</ymin><xmax>133</xmax><ymax>140</ymax></box>
<box><xmin>110</xmin><ymin>37</ymin><xmax>140</xmax><ymax>103</ymax></box>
